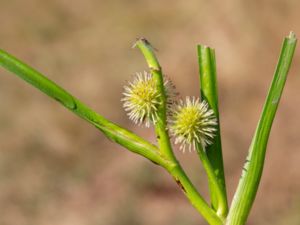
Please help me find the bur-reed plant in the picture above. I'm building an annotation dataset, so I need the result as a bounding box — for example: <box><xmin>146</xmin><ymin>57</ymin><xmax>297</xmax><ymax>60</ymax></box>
<box><xmin>0</xmin><ymin>32</ymin><xmax>297</xmax><ymax>225</ymax></box>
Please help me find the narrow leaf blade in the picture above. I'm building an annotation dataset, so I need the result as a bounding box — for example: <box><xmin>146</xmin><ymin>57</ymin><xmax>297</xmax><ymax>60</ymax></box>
<box><xmin>226</xmin><ymin>32</ymin><xmax>297</xmax><ymax>225</ymax></box>
<box><xmin>197</xmin><ymin>45</ymin><xmax>228</xmax><ymax>216</ymax></box>
<box><xmin>0</xmin><ymin>48</ymin><xmax>167</xmax><ymax>166</ymax></box>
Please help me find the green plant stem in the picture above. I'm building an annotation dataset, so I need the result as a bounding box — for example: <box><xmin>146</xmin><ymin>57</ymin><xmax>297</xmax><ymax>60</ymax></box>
<box><xmin>196</xmin><ymin>143</ymin><xmax>227</xmax><ymax>220</ymax></box>
<box><xmin>226</xmin><ymin>32</ymin><xmax>297</xmax><ymax>225</ymax></box>
<box><xmin>0</xmin><ymin>48</ymin><xmax>168</xmax><ymax>167</ymax></box>
<box><xmin>135</xmin><ymin>38</ymin><xmax>223</xmax><ymax>225</ymax></box>
<box><xmin>166</xmin><ymin>163</ymin><xmax>223</xmax><ymax>225</ymax></box>
<box><xmin>134</xmin><ymin>38</ymin><xmax>176</xmax><ymax>161</ymax></box>
<box><xmin>197</xmin><ymin>45</ymin><xmax>228</xmax><ymax>216</ymax></box>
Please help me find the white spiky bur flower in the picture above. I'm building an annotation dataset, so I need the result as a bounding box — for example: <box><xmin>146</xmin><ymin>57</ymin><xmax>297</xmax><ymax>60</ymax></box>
<box><xmin>169</xmin><ymin>97</ymin><xmax>217</xmax><ymax>152</ymax></box>
<box><xmin>122</xmin><ymin>71</ymin><xmax>177</xmax><ymax>127</ymax></box>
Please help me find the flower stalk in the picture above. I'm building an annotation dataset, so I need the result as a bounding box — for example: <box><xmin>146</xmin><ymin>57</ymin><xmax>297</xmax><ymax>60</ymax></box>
<box><xmin>133</xmin><ymin>38</ymin><xmax>175</xmax><ymax>160</ymax></box>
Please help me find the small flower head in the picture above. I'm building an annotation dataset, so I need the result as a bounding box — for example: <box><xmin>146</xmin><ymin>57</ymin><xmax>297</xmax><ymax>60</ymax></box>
<box><xmin>169</xmin><ymin>97</ymin><xmax>217</xmax><ymax>152</ymax></box>
<box><xmin>122</xmin><ymin>72</ymin><xmax>176</xmax><ymax>127</ymax></box>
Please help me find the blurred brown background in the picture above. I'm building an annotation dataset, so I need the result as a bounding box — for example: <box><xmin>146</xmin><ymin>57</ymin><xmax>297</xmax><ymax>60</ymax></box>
<box><xmin>0</xmin><ymin>0</ymin><xmax>300</xmax><ymax>225</ymax></box>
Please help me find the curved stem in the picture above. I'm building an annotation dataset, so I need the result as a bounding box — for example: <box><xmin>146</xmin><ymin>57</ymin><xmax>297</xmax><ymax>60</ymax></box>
<box><xmin>134</xmin><ymin>38</ymin><xmax>176</xmax><ymax>161</ymax></box>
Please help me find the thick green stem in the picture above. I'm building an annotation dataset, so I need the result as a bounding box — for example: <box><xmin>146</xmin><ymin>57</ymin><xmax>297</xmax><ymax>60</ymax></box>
<box><xmin>166</xmin><ymin>163</ymin><xmax>223</xmax><ymax>225</ymax></box>
<box><xmin>197</xmin><ymin>45</ymin><xmax>228</xmax><ymax>215</ymax></box>
<box><xmin>196</xmin><ymin>143</ymin><xmax>227</xmax><ymax>219</ymax></box>
<box><xmin>0</xmin><ymin>48</ymin><xmax>168</xmax><ymax>167</ymax></box>
<box><xmin>226</xmin><ymin>32</ymin><xmax>297</xmax><ymax>225</ymax></box>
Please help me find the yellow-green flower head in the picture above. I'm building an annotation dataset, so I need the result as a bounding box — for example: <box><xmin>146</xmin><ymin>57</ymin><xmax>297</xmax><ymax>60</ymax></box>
<box><xmin>122</xmin><ymin>71</ymin><xmax>176</xmax><ymax>127</ymax></box>
<box><xmin>170</xmin><ymin>97</ymin><xmax>217</xmax><ymax>152</ymax></box>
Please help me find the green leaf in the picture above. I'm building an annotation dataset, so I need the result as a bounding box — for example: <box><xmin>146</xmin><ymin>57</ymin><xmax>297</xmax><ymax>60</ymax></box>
<box><xmin>226</xmin><ymin>32</ymin><xmax>297</xmax><ymax>225</ymax></box>
<box><xmin>197</xmin><ymin>45</ymin><xmax>228</xmax><ymax>216</ymax></box>
<box><xmin>0</xmin><ymin>48</ymin><xmax>167</xmax><ymax>167</ymax></box>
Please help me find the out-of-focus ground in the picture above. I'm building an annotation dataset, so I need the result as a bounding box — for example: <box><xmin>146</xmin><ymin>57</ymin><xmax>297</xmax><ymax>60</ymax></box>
<box><xmin>0</xmin><ymin>1</ymin><xmax>300</xmax><ymax>224</ymax></box>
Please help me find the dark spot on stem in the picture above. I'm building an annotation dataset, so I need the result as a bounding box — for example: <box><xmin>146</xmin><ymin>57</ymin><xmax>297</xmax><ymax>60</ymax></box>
<box><xmin>175</xmin><ymin>179</ymin><xmax>186</xmax><ymax>193</ymax></box>
<box><xmin>150</xmin><ymin>67</ymin><xmax>161</xmax><ymax>72</ymax></box>
<box><xmin>139</xmin><ymin>37</ymin><xmax>150</xmax><ymax>45</ymax></box>
<box><xmin>53</xmin><ymin>96</ymin><xmax>77</xmax><ymax>110</ymax></box>
<box><xmin>72</xmin><ymin>101</ymin><xmax>77</xmax><ymax>110</ymax></box>
<box><xmin>149</xmin><ymin>160</ymin><xmax>159</xmax><ymax>166</ymax></box>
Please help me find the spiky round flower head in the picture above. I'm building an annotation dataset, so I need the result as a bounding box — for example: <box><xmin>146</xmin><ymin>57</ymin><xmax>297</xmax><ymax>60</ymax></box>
<box><xmin>122</xmin><ymin>71</ymin><xmax>176</xmax><ymax>127</ymax></box>
<box><xmin>169</xmin><ymin>97</ymin><xmax>217</xmax><ymax>152</ymax></box>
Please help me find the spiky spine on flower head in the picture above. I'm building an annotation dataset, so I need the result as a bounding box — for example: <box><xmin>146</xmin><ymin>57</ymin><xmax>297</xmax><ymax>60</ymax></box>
<box><xmin>169</xmin><ymin>97</ymin><xmax>217</xmax><ymax>152</ymax></box>
<box><xmin>122</xmin><ymin>71</ymin><xmax>176</xmax><ymax>127</ymax></box>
